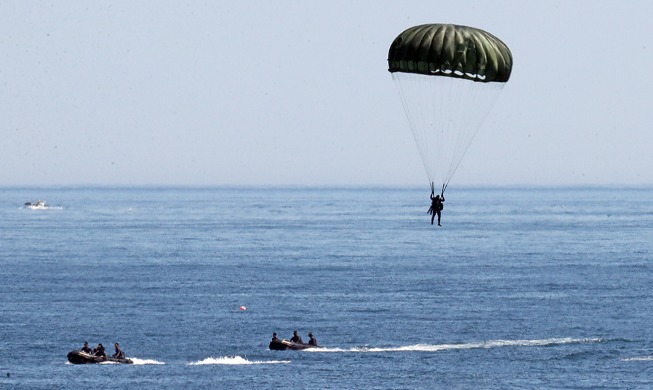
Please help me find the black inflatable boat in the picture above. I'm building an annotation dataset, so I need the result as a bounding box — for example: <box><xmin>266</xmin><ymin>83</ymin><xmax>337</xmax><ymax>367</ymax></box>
<box><xmin>67</xmin><ymin>350</ymin><xmax>133</xmax><ymax>364</ymax></box>
<box><xmin>269</xmin><ymin>339</ymin><xmax>321</xmax><ymax>351</ymax></box>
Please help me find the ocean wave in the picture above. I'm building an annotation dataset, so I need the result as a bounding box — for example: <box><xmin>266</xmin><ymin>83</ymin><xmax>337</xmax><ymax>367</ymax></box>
<box><xmin>309</xmin><ymin>337</ymin><xmax>603</xmax><ymax>353</ymax></box>
<box><xmin>622</xmin><ymin>356</ymin><xmax>653</xmax><ymax>362</ymax></box>
<box><xmin>189</xmin><ymin>356</ymin><xmax>290</xmax><ymax>365</ymax></box>
<box><xmin>21</xmin><ymin>205</ymin><xmax>63</xmax><ymax>210</ymax></box>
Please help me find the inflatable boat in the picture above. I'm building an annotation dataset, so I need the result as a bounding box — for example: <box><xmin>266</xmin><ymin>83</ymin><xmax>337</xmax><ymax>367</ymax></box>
<box><xmin>269</xmin><ymin>339</ymin><xmax>320</xmax><ymax>351</ymax></box>
<box><xmin>67</xmin><ymin>350</ymin><xmax>133</xmax><ymax>364</ymax></box>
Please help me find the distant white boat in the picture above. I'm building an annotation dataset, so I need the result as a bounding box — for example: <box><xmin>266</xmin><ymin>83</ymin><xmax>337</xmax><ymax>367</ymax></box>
<box><xmin>24</xmin><ymin>200</ymin><xmax>50</xmax><ymax>210</ymax></box>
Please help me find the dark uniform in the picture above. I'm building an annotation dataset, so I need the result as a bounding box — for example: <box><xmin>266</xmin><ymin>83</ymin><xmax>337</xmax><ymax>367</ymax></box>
<box><xmin>112</xmin><ymin>343</ymin><xmax>125</xmax><ymax>359</ymax></box>
<box><xmin>428</xmin><ymin>193</ymin><xmax>445</xmax><ymax>226</ymax></box>
<box><xmin>308</xmin><ymin>333</ymin><xmax>318</xmax><ymax>346</ymax></box>
<box><xmin>93</xmin><ymin>343</ymin><xmax>106</xmax><ymax>357</ymax></box>
<box><xmin>81</xmin><ymin>342</ymin><xmax>92</xmax><ymax>354</ymax></box>
<box><xmin>290</xmin><ymin>330</ymin><xmax>303</xmax><ymax>344</ymax></box>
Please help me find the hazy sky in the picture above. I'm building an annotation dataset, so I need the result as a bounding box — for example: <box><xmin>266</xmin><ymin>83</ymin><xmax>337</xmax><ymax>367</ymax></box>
<box><xmin>2</xmin><ymin>1</ymin><xmax>652</xmax><ymax>187</ymax></box>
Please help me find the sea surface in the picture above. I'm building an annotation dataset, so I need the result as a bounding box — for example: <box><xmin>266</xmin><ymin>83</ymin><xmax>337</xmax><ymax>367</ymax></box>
<box><xmin>1</xmin><ymin>187</ymin><xmax>652</xmax><ymax>389</ymax></box>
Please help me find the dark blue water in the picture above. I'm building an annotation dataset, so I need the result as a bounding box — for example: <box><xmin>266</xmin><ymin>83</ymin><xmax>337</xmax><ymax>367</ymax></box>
<box><xmin>1</xmin><ymin>187</ymin><xmax>652</xmax><ymax>389</ymax></box>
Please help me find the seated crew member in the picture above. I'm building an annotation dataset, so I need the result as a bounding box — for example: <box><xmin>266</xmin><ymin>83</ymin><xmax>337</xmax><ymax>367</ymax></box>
<box><xmin>271</xmin><ymin>332</ymin><xmax>280</xmax><ymax>342</ymax></box>
<box><xmin>290</xmin><ymin>330</ymin><xmax>303</xmax><ymax>344</ymax></box>
<box><xmin>81</xmin><ymin>341</ymin><xmax>93</xmax><ymax>354</ymax></box>
<box><xmin>308</xmin><ymin>332</ymin><xmax>318</xmax><ymax>346</ymax></box>
<box><xmin>112</xmin><ymin>342</ymin><xmax>125</xmax><ymax>359</ymax></box>
<box><xmin>93</xmin><ymin>343</ymin><xmax>106</xmax><ymax>357</ymax></box>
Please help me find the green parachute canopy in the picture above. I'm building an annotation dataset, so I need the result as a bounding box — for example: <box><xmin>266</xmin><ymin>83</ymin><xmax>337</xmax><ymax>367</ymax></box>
<box><xmin>388</xmin><ymin>24</ymin><xmax>512</xmax><ymax>83</ymax></box>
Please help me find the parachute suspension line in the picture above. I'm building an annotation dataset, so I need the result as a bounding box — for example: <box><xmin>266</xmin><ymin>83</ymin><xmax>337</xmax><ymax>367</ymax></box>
<box><xmin>394</xmin><ymin>73</ymin><xmax>505</xmax><ymax>190</ymax></box>
<box><xmin>442</xmin><ymin>81</ymin><xmax>506</xmax><ymax>189</ymax></box>
<box><xmin>441</xmin><ymin>76</ymin><xmax>468</xmax><ymax>189</ymax></box>
<box><xmin>431</xmin><ymin>73</ymin><xmax>454</xmax><ymax>190</ymax></box>
<box><xmin>393</xmin><ymin>73</ymin><xmax>436</xmax><ymax>182</ymax></box>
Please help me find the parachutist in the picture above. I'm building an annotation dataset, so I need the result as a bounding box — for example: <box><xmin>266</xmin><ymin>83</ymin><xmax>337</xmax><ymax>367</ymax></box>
<box><xmin>428</xmin><ymin>187</ymin><xmax>444</xmax><ymax>226</ymax></box>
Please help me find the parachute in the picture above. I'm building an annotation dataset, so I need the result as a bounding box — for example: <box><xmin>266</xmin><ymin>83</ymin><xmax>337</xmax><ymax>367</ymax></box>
<box><xmin>388</xmin><ymin>24</ymin><xmax>512</xmax><ymax>193</ymax></box>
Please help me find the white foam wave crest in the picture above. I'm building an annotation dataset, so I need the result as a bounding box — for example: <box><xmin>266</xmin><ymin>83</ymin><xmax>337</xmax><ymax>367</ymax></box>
<box><xmin>94</xmin><ymin>357</ymin><xmax>164</xmax><ymax>365</ymax></box>
<box><xmin>310</xmin><ymin>337</ymin><xmax>602</xmax><ymax>353</ymax></box>
<box><xmin>189</xmin><ymin>356</ymin><xmax>290</xmax><ymax>365</ymax></box>
<box><xmin>622</xmin><ymin>356</ymin><xmax>653</xmax><ymax>361</ymax></box>
<box><xmin>130</xmin><ymin>357</ymin><xmax>165</xmax><ymax>365</ymax></box>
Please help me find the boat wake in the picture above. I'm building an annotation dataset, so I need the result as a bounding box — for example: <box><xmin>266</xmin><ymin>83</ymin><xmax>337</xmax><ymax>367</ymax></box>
<box><xmin>189</xmin><ymin>356</ymin><xmax>290</xmax><ymax>365</ymax></box>
<box><xmin>22</xmin><ymin>205</ymin><xmax>63</xmax><ymax>210</ymax></box>
<box><xmin>130</xmin><ymin>357</ymin><xmax>165</xmax><ymax>365</ymax></box>
<box><xmin>309</xmin><ymin>337</ymin><xmax>604</xmax><ymax>353</ymax></box>
<box><xmin>65</xmin><ymin>357</ymin><xmax>164</xmax><ymax>365</ymax></box>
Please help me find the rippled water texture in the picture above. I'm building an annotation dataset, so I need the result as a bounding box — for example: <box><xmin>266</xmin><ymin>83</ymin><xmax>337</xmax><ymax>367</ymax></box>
<box><xmin>1</xmin><ymin>187</ymin><xmax>652</xmax><ymax>388</ymax></box>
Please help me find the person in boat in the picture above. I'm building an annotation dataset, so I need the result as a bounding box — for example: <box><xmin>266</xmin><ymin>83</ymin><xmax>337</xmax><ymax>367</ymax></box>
<box><xmin>271</xmin><ymin>332</ymin><xmax>280</xmax><ymax>342</ymax></box>
<box><xmin>81</xmin><ymin>341</ymin><xmax>93</xmax><ymax>354</ymax></box>
<box><xmin>112</xmin><ymin>342</ymin><xmax>125</xmax><ymax>359</ymax></box>
<box><xmin>308</xmin><ymin>332</ymin><xmax>318</xmax><ymax>346</ymax></box>
<box><xmin>93</xmin><ymin>343</ymin><xmax>106</xmax><ymax>357</ymax></box>
<box><xmin>81</xmin><ymin>341</ymin><xmax>92</xmax><ymax>353</ymax></box>
<box><xmin>290</xmin><ymin>330</ymin><xmax>303</xmax><ymax>344</ymax></box>
<box><xmin>428</xmin><ymin>187</ymin><xmax>445</xmax><ymax>226</ymax></box>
